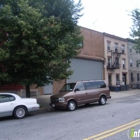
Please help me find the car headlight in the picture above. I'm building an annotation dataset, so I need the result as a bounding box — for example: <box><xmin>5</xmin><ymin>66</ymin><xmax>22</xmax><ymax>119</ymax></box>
<box><xmin>58</xmin><ymin>98</ymin><xmax>65</xmax><ymax>102</ymax></box>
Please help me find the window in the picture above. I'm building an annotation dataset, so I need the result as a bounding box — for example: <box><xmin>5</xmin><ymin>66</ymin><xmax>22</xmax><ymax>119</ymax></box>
<box><xmin>130</xmin><ymin>45</ymin><xmax>132</xmax><ymax>52</ymax></box>
<box><xmin>121</xmin><ymin>45</ymin><xmax>125</xmax><ymax>54</ymax></box>
<box><xmin>85</xmin><ymin>81</ymin><xmax>106</xmax><ymax>89</ymax></box>
<box><xmin>96</xmin><ymin>81</ymin><xmax>106</xmax><ymax>88</ymax></box>
<box><xmin>137</xmin><ymin>73</ymin><xmax>140</xmax><ymax>81</ymax></box>
<box><xmin>136</xmin><ymin>60</ymin><xmax>139</xmax><ymax>67</ymax></box>
<box><xmin>115</xmin><ymin>43</ymin><xmax>118</xmax><ymax>52</ymax></box>
<box><xmin>122</xmin><ymin>75</ymin><xmax>125</xmax><ymax>85</ymax></box>
<box><xmin>130</xmin><ymin>59</ymin><xmax>133</xmax><ymax>67</ymax></box>
<box><xmin>0</xmin><ymin>95</ymin><xmax>15</xmax><ymax>103</ymax></box>
<box><xmin>85</xmin><ymin>82</ymin><xmax>97</xmax><ymax>90</ymax></box>
<box><xmin>107</xmin><ymin>41</ymin><xmax>111</xmax><ymax>50</ymax></box>
<box><xmin>78</xmin><ymin>42</ymin><xmax>83</xmax><ymax>48</ymax></box>
<box><xmin>116</xmin><ymin>74</ymin><xmax>120</xmax><ymax>85</ymax></box>
<box><xmin>108</xmin><ymin>75</ymin><xmax>112</xmax><ymax>86</ymax></box>
<box><xmin>122</xmin><ymin>59</ymin><xmax>125</xmax><ymax>69</ymax></box>
<box><xmin>131</xmin><ymin>73</ymin><xmax>134</xmax><ymax>82</ymax></box>
<box><xmin>60</xmin><ymin>83</ymin><xmax>76</xmax><ymax>92</ymax></box>
<box><xmin>75</xmin><ymin>82</ymin><xmax>85</xmax><ymax>91</ymax></box>
<box><xmin>108</xmin><ymin>57</ymin><xmax>111</xmax><ymax>67</ymax></box>
<box><xmin>115</xmin><ymin>57</ymin><xmax>119</xmax><ymax>65</ymax></box>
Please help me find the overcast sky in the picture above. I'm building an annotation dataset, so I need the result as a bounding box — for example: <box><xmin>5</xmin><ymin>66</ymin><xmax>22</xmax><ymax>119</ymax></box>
<box><xmin>75</xmin><ymin>0</ymin><xmax>140</xmax><ymax>38</ymax></box>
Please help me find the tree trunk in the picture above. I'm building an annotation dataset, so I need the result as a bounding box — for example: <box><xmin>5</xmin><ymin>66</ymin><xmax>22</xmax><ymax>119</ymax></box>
<box><xmin>26</xmin><ymin>85</ymin><xmax>30</xmax><ymax>98</ymax></box>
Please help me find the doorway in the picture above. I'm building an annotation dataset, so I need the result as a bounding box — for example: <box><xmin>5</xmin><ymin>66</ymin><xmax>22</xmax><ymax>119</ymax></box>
<box><xmin>122</xmin><ymin>73</ymin><xmax>126</xmax><ymax>85</ymax></box>
<box><xmin>108</xmin><ymin>74</ymin><xmax>112</xmax><ymax>86</ymax></box>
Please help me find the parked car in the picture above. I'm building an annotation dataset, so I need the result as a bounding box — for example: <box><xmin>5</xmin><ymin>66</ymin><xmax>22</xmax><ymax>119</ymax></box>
<box><xmin>0</xmin><ymin>93</ymin><xmax>40</xmax><ymax>119</ymax></box>
<box><xmin>50</xmin><ymin>80</ymin><xmax>111</xmax><ymax>111</ymax></box>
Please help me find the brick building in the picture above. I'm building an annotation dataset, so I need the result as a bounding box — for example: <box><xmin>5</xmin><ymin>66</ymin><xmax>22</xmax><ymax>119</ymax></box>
<box><xmin>44</xmin><ymin>27</ymin><xmax>105</xmax><ymax>94</ymax></box>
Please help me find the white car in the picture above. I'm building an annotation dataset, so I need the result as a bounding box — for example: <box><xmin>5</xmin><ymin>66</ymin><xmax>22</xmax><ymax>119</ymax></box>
<box><xmin>0</xmin><ymin>93</ymin><xmax>40</xmax><ymax>119</ymax></box>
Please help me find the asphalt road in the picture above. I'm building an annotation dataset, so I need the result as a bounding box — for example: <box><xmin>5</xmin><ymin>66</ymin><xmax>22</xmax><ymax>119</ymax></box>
<box><xmin>0</xmin><ymin>93</ymin><xmax>140</xmax><ymax>140</ymax></box>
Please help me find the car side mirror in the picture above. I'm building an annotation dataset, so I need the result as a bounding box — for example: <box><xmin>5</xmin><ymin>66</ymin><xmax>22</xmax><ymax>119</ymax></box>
<box><xmin>74</xmin><ymin>88</ymin><xmax>80</xmax><ymax>92</ymax></box>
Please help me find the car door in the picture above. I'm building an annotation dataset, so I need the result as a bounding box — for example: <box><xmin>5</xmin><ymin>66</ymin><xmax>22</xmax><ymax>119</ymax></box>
<box><xmin>0</xmin><ymin>94</ymin><xmax>16</xmax><ymax>117</ymax></box>
<box><xmin>74</xmin><ymin>82</ymin><xmax>88</xmax><ymax>105</ymax></box>
<box><xmin>84</xmin><ymin>81</ymin><xmax>100</xmax><ymax>102</ymax></box>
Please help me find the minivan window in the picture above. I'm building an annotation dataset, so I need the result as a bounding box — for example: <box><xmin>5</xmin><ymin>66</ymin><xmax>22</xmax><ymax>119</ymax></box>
<box><xmin>75</xmin><ymin>82</ymin><xmax>85</xmax><ymax>91</ymax></box>
<box><xmin>97</xmin><ymin>81</ymin><xmax>106</xmax><ymax>88</ymax></box>
<box><xmin>84</xmin><ymin>81</ymin><xmax>106</xmax><ymax>89</ymax></box>
<box><xmin>60</xmin><ymin>83</ymin><xmax>76</xmax><ymax>92</ymax></box>
<box><xmin>84</xmin><ymin>81</ymin><xmax>97</xmax><ymax>89</ymax></box>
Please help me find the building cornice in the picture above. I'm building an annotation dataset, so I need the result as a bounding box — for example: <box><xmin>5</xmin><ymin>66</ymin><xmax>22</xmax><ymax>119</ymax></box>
<box><xmin>103</xmin><ymin>33</ymin><xmax>127</xmax><ymax>42</ymax></box>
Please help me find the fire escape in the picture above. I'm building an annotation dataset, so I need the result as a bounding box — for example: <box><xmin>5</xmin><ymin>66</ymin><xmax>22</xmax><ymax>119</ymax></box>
<box><xmin>107</xmin><ymin>47</ymin><xmax>123</xmax><ymax>70</ymax></box>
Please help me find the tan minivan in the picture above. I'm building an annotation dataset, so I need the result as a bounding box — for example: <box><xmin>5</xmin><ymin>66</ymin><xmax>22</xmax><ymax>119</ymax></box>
<box><xmin>50</xmin><ymin>80</ymin><xmax>111</xmax><ymax>111</ymax></box>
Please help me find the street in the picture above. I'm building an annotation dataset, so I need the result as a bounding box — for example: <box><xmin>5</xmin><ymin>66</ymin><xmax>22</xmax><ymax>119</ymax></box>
<box><xmin>0</xmin><ymin>91</ymin><xmax>140</xmax><ymax>140</ymax></box>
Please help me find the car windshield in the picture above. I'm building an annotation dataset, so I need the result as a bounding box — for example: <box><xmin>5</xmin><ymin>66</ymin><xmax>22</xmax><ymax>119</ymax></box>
<box><xmin>60</xmin><ymin>83</ymin><xmax>76</xmax><ymax>92</ymax></box>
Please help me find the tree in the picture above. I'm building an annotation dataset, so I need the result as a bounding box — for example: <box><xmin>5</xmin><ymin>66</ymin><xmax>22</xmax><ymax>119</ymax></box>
<box><xmin>130</xmin><ymin>8</ymin><xmax>140</xmax><ymax>51</ymax></box>
<box><xmin>0</xmin><ymin>0</ymin><xmax>83</xmax><ymax>97</ymax></box>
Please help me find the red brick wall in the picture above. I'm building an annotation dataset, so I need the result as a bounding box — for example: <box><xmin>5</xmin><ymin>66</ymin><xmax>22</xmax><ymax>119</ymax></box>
<box><xmin>53</xmin><ymin>80</ymin><xmax>66</xmax><ymax>94</ymax></box>
<box><xmin>79</xmin><ymin>27</ymin><xmax>104</xmax><ymax>58</ymax></box>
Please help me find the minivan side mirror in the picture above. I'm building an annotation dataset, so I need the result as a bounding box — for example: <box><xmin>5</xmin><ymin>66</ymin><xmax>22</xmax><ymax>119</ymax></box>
<box><xmin>74</xmin><ymin>88</ymin><xmax>80</xmax><ymax>92</ymax></box>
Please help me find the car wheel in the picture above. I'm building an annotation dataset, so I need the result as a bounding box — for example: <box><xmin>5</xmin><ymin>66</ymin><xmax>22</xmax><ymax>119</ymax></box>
<box><xmin>67</xmin><ymin>100</ymin><xmax>77</xmax><ymax>111</ymax></box>
<box><xmin>14</xmin><ymin>106</ymin><xmax>27</xmax><ymax>119</ymax></box>
<box><xmin>99</xmin><ymin>96</ymin><xmax>106</xmax><ymax>105</ymax></box>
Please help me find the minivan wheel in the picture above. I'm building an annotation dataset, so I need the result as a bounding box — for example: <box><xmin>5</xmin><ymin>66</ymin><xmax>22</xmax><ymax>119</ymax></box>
<box><xmin>99</xmin><ymin>96</ymin><xmax>106</xmax><ymax>105</ymax></box>
<box><xmin>14</xmin><ymin>106</ymin><xmax>27</xmax><ymax>119</ymax></box>
<box><xmin>67</xmin><ymin>100</ymin><xmax>77</xmax><ymax>111</ymax></box>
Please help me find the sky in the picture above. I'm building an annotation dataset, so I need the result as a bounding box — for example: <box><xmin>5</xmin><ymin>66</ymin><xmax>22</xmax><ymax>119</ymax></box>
<box><xmin>75</xmin><ymin>0</ymin><xmax>140</xmax><ymax>38</ymax></box>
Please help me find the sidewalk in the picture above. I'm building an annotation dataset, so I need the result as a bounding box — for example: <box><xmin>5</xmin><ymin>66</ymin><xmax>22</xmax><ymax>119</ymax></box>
<box><xmin>110</xmin><ymin>89</ymin><xmax>140</xmax><ymax>99</ymax></box>
<box><xmin>35</xmin><ymin>89</ymin><xmax>140</xmax><ymax>110</ymax></box>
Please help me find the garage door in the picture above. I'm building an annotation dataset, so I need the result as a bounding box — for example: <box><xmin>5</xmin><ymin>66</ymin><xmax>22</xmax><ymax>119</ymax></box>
<box><xmin>44</xmin><ymin>84</ymin><xmax>53</xmax><ymax>95</ymax></box>
<box><xmin>67</xmin><ymin>58</ymin><xmax>103</xmax><ymax>83</ymax></box>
